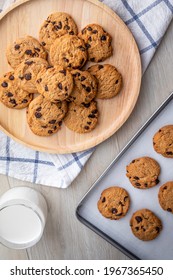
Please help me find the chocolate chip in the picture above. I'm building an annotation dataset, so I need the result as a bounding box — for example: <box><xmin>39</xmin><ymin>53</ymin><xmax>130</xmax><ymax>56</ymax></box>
<box><xmin>36</xmin><ymin>107</ymin><xmax>42</xmax><ymax>111</ymax></box>
<box><xmin>86</xmin><ymin>86</ymin><xmax>91</xmax><ymax>93</ymax></box>
<box><xmin>159</xmin><ymin>129</ymin><xmax>161</xmax><ymax>132</ymax></box>
<box><xmin>82</xmin><ymin>103</ymin><xmax>90</xmax><ymax>108</ymax></box>
<box><xmin>46</xmin><ymin>65</ymin><xmax>53</xmax><ymax>69</ymax></box>
<box><xmin>41</xmin><ymin>125</ymin><xmax>47</xmax><ymax>128</ymax></box>
<box><xmin>49</xmin><ymin>120</ymin><xmax>56</xmax><ymax>124</ymax></box>
<box><xmin>85</xmin><ymin>43</ymin><xmax>91</xmax><ymax>49</ymax></box>
<box><xmin>58</xmin><ymin>121</ymin><xmax>62</xmax><ymax>126</ymax></box>
<box><xmin>88</xmin><ymin>114</ymin><xmax>96</xmax><ymax>118</ymax></box>
<box><xmin>25</xmin><ymin>60</ymin><xmax>34</xmax><ymax>66</ymax></box>
<box><xmin>155</xmin><ymin>179</ymin><xmax>160</xmax><ymax>184</ymax></box>
<box><xmin>91</xmin><ymin>109</ymin><xmax>98</xmax><ymax>114</ymax></box>
<box><xmin>135</xmin><ymin>227</ymin><xmax>139</xmax><ymax>231</ymax></box>
<box><xmin>81</xmin><ymin>76</ymin><xmax>86</xmax><ymax>81</ymax></box>
<box><xmin>135</xmin><ymin>182</ymin><xmax>141</xmax><ymax>187</ymax></box>
<box><xmin>112</xmin><ymin>208</ymin><xmax>117</xmax><ymax>214</ymax></box>
<box><xmin>98</xmin><ymin>65</ymin><xmax>104</xmax><ymax>70</ymax></box>
<box><xmin>64</xmin><ymin>25</ymin><xmax>70</xmax><ymax>30</ymax></box>
<box><xmin>87</xmin><ymin>121</ymin><xmax>92</xmax><ymax>125</ymax></box>
<box><xmin>69</xmin><ymin>31</ymin><xmax>74</xmax><ymax>35</ymax></box>
<box><xmin>144</xmin><ymin>183</ymin><xmax>148</xmax><ymax>187</ymax></box>
<box><xmin>58</xmin><ymin>83</ymin><xmax>63</xmax><ymax>90</ymax></box>
<box><xmin>1</xmin><ymin>82</ymin><xmax>8</xmax><ymax>87</ymax></box>
<box><xmin>155</xmin><ymin>227</ymin><xmax>160</xmax><ymax>233</ymax></box>
<box><xmin>153</xmin><ymin>142</ymin><xmax>156</xmax><ymax>145</ymax></box>
<box><xmin>115</xmin><ymin>79</ymin><xmax>119</xmax><ymax>84</ymax></box>
<box><xmin>88</xmin><ymin>36</ymin><xmax>92</xmax><ymax>42</ymax></box>
<box><xmin>102</xmin><ymin>197</ymin><xmax>106</xmax><ymax>203</ymax></box>
<box><xmin>22</xmin><ymin>99</ymin><xmax>28</xmax><ymax>103</ymax></box>
<box><xmin>63</xmin><ymin>57</ymin><xmax>69</xmax><ymax>63</ymax></box>
<box><xmin>167</xmin><ymin>208</ymin><xmax>172</xmax><ymax>212</ymax></box>
<box><xmin>35</xmin><ymin>112</ymin><xmax>42</xmax><ymax>118</ymax></box>
<box><xmin>9</xmin><ymin>75</ymin><xmax>14</xmax><ymax>80</ymax></box>
<box><xmin>73</xmin><ymin>72</ymin><xmax>81</xmax><ymax>77</ymax></box>
<box><xmin>124</xmin><ymin>196</ymin><xmax>129</xmax><ymax>202</ymax></box>
<box><xmin>9</xmin><ymin>99</ymin><xmax>16</xmax><ymax>105</ymax></box>
<box><xmin>25</xmin><ymin>49</ymin><xmax>32</xmax><ymax>55</ymax></box>
<box><xmin>37</xmin><ymin>78</ymin><xmax>42</xmax><ymax>83</ymax></box>
<box><xmin>65</xmin><ymin>86</ymin><xmax>68</xmax><ymax>91</ymax></box>
<box><xmin>134</xmin><ymin>176</ymin><xmax>139</xmax><ymax>180</ymax></box>
<box><xmin>166</xmin><ymin>151</ymin><xmax>173</xmax><ymax>155</ymax></box>
<box><xmin>135</xmin><ymin>216</ymin><xmax>142</xmax><ymax>223</ymax></box>
<box><xmin>163</xmin><ymin>186</ymin><xmax>167</xmax><ymax>190</ymax></box>
<box><xmin>80</xmin><ymin>58</ymin><xmax>85</xmax><ymax>65</ymax></box>
<box><xmin>78</xmin><ymin>46</ymin><xmax>86</xmax><ymax>51</ymax></box>
<box><xmin>101</xmin><ymin>35</ymin><xmax>107</xmax><ymax>41</ymax></box>
<box><xmin>90</xmin><ymin>58</ymin><xmax>95</xmax><ymax>62</ymax></box>
<box><xmin>48</xmin><ymin>130</ymin><xmax>53</xmax><ymax>134</ymax></box>
<box><xmin>54</xmin><ymin>126</ymin><xmax>57</xmax><ymax>130</ymax></box>
<box><xmin>84</xmin><ymin>126</ymin><xmax>89</xmax><ymax>130</ymax></box>
<box><xmin>24</xmin><ymin>73</ymin><xmax>32</xmax><ymax>80</ymax></box>
<box><xmin>42</xmin><ymin>42</ymin><xmax>46</xmax><ymax>46</ymax></box>
<box><xmin>59</xmin><ymin>70</ymin><xmax>66</xmax><ymax>76</ymax></box>
<box><xmin>92</xmin><ymin>30</ymin><xmax>98</xmax><ymax>34</ymax></box>
<box><xmin>52</xmin><ymin>21</ymin><xmax>56</xmax><ymax>25</ymax></box>
<box><xmin>132</xmin><ymin>160</ymin><xmax>135</xmax><ymax>163</ymax></box>
<box><xmin>34</xmin><ymin>47</ymin><xmax>40</xmax><ymax>52</ymax></box>
<box><xmin>45</xmin><ymin>85</ymin><xmax>48</xmax><ymax>91</ymax></box>
<box><xmin>14</xmin><ymin>44</ymin><xmax>20</xmax><ymax>50</ymax></box>
<box><xmin>6</xmin><ymin>92</ymin><xmax>13</xmax><ymax>97</ymax></box>
<box><xmin>56</xmin><ymin>21</ymin><xmax>62</xmax><ymax>29</ymax></box>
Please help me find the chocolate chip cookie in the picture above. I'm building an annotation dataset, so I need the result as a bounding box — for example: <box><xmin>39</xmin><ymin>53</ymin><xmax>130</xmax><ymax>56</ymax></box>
<box><xmin>126</xmin><ymin>157</ymin><xmax>160</xmax><ymax>189</ymax></box>
<box><xmin>15</xmin><ymin>58</ymin><xmax>48</xmax><ymax>93</ymax></box>
<box><xmin>69</xmin><ymin>70</ymin><xmax>97</xmax><ymax>105</ymax></box>
<box><xmin>97</xmin><ymin>186</ymin><xmax>130</xmax><ymax>220</ymax></box>
<box><xmin>158</xmin><ymin>181</ymin><xmax>173</xmax><ymax>213</ymax></box>
<box><xmin>78</xmin><ymin>24</ymin><xmax>113</xmax><ymax>62</ymax></box>
<box><xmin>0</xmin><ymin>72</ymin><xmax>32</xmax><ymax>109</ymax></box>
<box><xmin>130</xmin><ymin>209</ymin><xmax>162</xmax><ymax>241</ymax></box>
<box><xmin>27</xmin><ymin>95</ymin><xmax>67</xmax><ymax>136</ymax></box>
<box><xmin>6</xmin><ymin>36</ymin><xmax>47</xmax><ymax>69</ymax></box>
<box><xmin>39</xmin><ymin>12</ymin><xmax>78</xmax><ymax>51</ymax></box>
<box><xmin>88</xmin><ymin>64</ymin><xmax>122</xmax><ymax>99</ymax></box>
<box><xmin>64</xmin><ymin>101</ymin><xmax>98</xmax><ymax>133</ymax></box>
<box><xmin>153</xmin><ymin>125</ymin><xmax>173</xmax><ymax>158</ymax></box>
<box><xmin>50</xmin><ymin>34</ymin><xmax>87</xmax><ymax>70</ymax></box>
<box><xmin>36</xmin><ymin>66</ymin><xmax>74</xmax><ymax>102</ymax></box>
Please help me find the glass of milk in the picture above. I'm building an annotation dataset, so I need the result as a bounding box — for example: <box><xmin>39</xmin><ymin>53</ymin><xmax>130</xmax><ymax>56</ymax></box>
<box><xmin>0</xmin><ymin>186</ymin><xmax>48</xmax><ymax>249</ymax></box>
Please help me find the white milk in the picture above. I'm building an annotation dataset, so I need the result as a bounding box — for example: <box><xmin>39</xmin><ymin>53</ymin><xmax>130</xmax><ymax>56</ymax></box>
<box><xmin>0</xmin><ymin>205</ymin><xmax>42</xmax><ymax>244</ymax></box>
<box><xmin>0</xmin><ymin>186</ymin><xmax>48</xmax><ymax>249</ymax></box>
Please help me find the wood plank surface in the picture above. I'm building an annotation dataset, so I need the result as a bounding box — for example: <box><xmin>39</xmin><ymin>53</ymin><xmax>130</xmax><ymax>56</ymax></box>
<box><xmin>0</xmin><ymin>0</ymin><xmax>141</xmax><ymax>153</ymax></box>
<box><xmin>0</xmin><ymin>2</ymin><xmax>173</xmax><ymax>260</ymax></box>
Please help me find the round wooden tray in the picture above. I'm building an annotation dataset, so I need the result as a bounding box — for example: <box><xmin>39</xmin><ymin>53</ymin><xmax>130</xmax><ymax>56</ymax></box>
<box><xmin>0</xmin><ymin>0</ymin><xmax>141</xmax><ymax>154</ymax></box>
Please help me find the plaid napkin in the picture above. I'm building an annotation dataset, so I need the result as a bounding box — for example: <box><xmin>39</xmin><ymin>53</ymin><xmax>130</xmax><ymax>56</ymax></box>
<box><xmin>0</xmin><ymin>0</ymin><xmax>172</xmax><ymax>188</ymax></box>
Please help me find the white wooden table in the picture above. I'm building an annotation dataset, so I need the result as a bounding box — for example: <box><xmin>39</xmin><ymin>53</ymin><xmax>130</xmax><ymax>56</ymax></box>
<box><xmin>0</xmin><ymin>6</ymin><xmax>173</xmax><ymax>260</ymax></box>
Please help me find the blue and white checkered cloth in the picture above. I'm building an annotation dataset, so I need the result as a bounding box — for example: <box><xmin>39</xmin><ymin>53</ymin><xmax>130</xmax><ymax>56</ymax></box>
<box><xmin>0</xmin><ymin>0</ymin><xmax>172</xmax><ymax>188</ymax></box>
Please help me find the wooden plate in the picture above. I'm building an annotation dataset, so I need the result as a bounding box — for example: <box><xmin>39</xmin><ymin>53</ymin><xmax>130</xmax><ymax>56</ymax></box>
<box><xmin>0</xmin><ymin>0</ymin><xmax>141</xmax><ymax>154</ymax></box>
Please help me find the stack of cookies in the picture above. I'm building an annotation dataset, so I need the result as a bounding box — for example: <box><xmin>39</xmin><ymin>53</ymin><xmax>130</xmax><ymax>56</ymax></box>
<box><xmin>0</xmin><ymin>12</ymin><xmax>123</xmax><ymax>136</ymax></box>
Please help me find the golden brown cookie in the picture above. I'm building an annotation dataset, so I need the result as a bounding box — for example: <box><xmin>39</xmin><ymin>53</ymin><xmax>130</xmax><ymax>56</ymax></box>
<box><xmin>97</xmin><ymin>186</ymin><xmax>130</xmax><ymax>220</ymax></box>
<box><xmin>153</xmin><ymin>125</ymin><xmax>173</xmax><ymax>158</ymax></box>
<box><xmin>130</xmin><ymin>209</ymin><xmax>162</xmax><ymax>241</ymax></box>
<box><xmin>126</xmin><ymin>157</ymin><xmax>160</xmax><ymax>189</ymax></box>
<box><xmin>69</xmin><ymin>70</ymin><xmax>97</xmax><ymax>105</ymax></box>
<box><xmin>64</xmin><ymin>101</ymin><xmax>98</xmax><ymax>133</ymax></box>
<box><xmin>6</xmin><ymin>36</ymin><xmax>47</xmax><ymax>69</ymax></box>
<box><xmin>88</xmin><ymin>64</ymin><xmax>122</xmax><ymax>99</ymax></box>
<box><xmin>0</xmin><ymin>72</ymin><xmax>32</xmax><ymax>109</ymax></box>
<box><xmin>36</xmin><ymin>66</ymin><xmax>74</xmax><ymax>102</ymax></box>
<box><xmin>15</xmin><ymin>58</ymin><xmax>48</xmax><ymax>93</ymax></box>
<box><xmin>27</xmin><ymin>95</ymin><xmax>67</xmax><ymax>136</ymax></box>
<box><xmin>39</xmin><ymin>12</ymin><xmax>78</xmax><ymax>51</ymax></box>
<box><xmin>158</xmin><ymin>181</ymin><xmax>173</xmax><ymax>213</ymax></box>
<box><xmin>50</xmin><ymin>34</ymin><xmax>87</xmax><ymax>70</ymax></box>
<box><xmin>78</xmin><ymin>24</ymin><xmax>113</xmax><ymax>62</ymax></box>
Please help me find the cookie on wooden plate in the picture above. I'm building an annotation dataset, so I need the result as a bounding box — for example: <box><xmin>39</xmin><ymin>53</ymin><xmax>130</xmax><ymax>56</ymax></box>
<box><xmin>0</xmin><ymin>72</ymin><xmax>32</xmax><ymax>109</ymax></box>
<box><xmin>27</xmin><ymin>95</ymin><xmax>67</xmax><ymax>136</ymax></box>
<box><xmin>130</xmin><ymin>209</ymin><xmax>162</xmax><ymax>241</ymax></box>
<box><xmin>97</xmin><ymin>186</ymin><xmax>130</xmax><ymax>220</ymax></box>
<box><xmin>39</xmin><ymin>12</ymin><xmax>78</xmax><ymax>51</ymax></box>
<box><xmin>88</xmin><ymin>64</ymin><xmax>122</xmax><ymax>99</ymax></box>
<box><xmin>153</xmin><ymin>125</ymin><xmax>173</xmax><ymax>157</ymax></box>
<box><xmin>78</xmin><ymin>23</ymin><xmax>113</xmax><ymax>62</ymax></box>
<box><xmin>6</xmin><ymin>36</ymin><xmax>47</xmax><ymax>69</ymax></box>
<box><xmin>126</xmin><ymin>157</ymin><xmax>160</xmax><ymax>189</ymax></box>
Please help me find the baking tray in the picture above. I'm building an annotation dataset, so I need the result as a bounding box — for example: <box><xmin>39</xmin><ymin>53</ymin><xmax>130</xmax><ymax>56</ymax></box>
<box><xmin>76</xmin><ymin>92</ymin><xmax>173</xmax><ymax>260</ymax></box>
